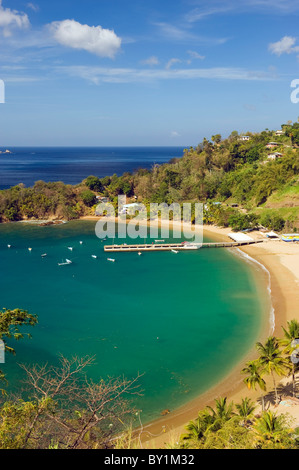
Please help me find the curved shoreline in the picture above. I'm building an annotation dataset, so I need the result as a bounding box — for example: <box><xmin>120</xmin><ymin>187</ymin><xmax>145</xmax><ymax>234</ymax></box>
<box><xmin>81</xmin><ymin>217</ymin><xmax>283</xmax><ymax>447</ymax></box>
<box><xmin>12</xmin><ymin>216</ymin><xmax>298</xmax><ymax>447</ymax></box>
<box><xmin>136</xmin><ymin>225</ymin><xmax>299</xmax><ymax>448</ymax></box>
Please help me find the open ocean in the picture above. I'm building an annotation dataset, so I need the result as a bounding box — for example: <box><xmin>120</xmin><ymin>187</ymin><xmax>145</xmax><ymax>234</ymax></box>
<box><xmin>0</xmin><ymin>147</ymin><xmax>185</xmax><ymax>189</ymax></box>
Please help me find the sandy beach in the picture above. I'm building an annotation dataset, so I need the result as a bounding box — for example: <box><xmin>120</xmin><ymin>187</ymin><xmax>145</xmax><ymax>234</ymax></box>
<box><xmin>80</xmin><ymin>216</ymin><xmax>299</xmax><ymax>448</ymax></box>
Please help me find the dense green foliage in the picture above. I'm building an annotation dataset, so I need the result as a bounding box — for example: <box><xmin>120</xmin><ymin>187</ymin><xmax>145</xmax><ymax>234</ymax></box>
<box><xmin>0</xmin><ymin>122</ymin><xmax>298</xmax><ymax>230</ymax></box>
<box><xmin>0</xmin><ymin>307</ymin><xmax>38</xmax><ymax>384</ymax></box>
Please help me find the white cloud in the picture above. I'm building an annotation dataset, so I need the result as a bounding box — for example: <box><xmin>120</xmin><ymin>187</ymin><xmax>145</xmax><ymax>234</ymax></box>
<box><xmin>268</xmin><ymin>36</ymin><xmax>299</xmax><ymax>56</ymax></box>
<box><xmin>27</xmin><ymin>3</ymin><xmax>39</xmax><ymax>12</ymax></box>
<box><xmin>165</xmin><ymin>58</ymin><xmax>182</xmax><ymax>70</ymax></box>
<box><xmin>140</xmin><ymin>56</ymin><xmax>159</xmax><ymax>66</ymax></box>
<box><xmin>57</xmin><ymin>65</ymin><xmax>278</xmax><ymax>84</ymax></box>
<box><xmin>185</xmin><ymin>6</ymin><xmax>233</xmax><ymax>23</ymax></box>
<box><xmin>49</xmin><ymin>19</ymin><xmax>121</xmax><ymax>58</ymax></box>
<box><xmin>0</xmin><ymin>0</ymin><xmax>30</xmax><ymax>36</ymax></box>
<box><xmin>187</xmin><ymin>50</ymin><xmax>205</xmax><ymax>60</ymax></box>
<box><xmin>170</xmin><ymin>131</ymin><xmax>180</xmax><ymax>137</ymax></box>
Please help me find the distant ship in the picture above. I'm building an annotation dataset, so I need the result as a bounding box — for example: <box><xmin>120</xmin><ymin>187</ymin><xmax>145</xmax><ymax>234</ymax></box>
<box><xmin>0</xmin><ymin>149</ymin><xmax>12</xmax><ymax>154</ymax></box>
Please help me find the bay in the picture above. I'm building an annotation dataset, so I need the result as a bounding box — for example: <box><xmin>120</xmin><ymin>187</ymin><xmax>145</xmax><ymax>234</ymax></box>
<box><xmin>0</xmin><ymin>220</ymin><xmax>267</xmax><ymax>424</ymax></box>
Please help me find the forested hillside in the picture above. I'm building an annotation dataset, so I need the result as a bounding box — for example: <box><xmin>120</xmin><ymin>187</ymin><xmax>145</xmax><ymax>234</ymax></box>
<box><xmin>0</xmin><ymin>121</ymin><xmax>298</xmax><ymax>231</ymax></box>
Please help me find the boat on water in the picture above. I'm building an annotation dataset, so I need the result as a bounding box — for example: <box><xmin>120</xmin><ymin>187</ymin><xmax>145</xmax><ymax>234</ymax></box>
<box><xmin>58</xmin><ymin>259</ymin><xmax>72</xmax><ymax>266</ymax></box>
<box><xmin>138</xmin><ymin>252</ymin><xmax>142</xmax><ymax>255</ymax></box>
<box><xmin>41</xmin><ymin>253</ymin><xmax>47</xmax><ymax>257</ymax></box>
<box><xmin>107</xmin><ymin>258</ymin><xmax>115</xmax><ymax>262</ymax></box>
<box><xmin>68</xmin><ymin>247</ymin><xmax>73</xmax><ymax>251</ymax></box>
<box><xmin>181</xmin><ymin>242</ymin><xmax>200</xmax><ymax>250</ymax></box>
<box><xmin>28</xmin><ymin>247</ymin><xmax>32</xmax><ymax>251</ymax></box>
<box><xmin>7</xmin><ymin>244</ymin><xmax>11</xmax><ymax>248</ymax></box>
<box><xmin>171</xmin><ymin>250</ymin><xmax>179</xmax><ymax>253</ymax></box>
<box><xmin>91</xmin><ymin>255</ymin><xmax>97</xmax><ymax>259</ymax></box>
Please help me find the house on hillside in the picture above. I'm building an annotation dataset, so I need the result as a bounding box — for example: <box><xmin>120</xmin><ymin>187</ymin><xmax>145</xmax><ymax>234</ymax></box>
<box><xmin>275</xmin><ymin>130</ymin><xmax>284</xmax><ymax>136</ymax></box>
<box><xmin>266</xmin><ymin>142</ymin><xmax>279</xmax><ymax>149</ymax></box>
<box><xmin>239</xmin><ymin>135</ymin><xmax>250</xmax><ymax>141</ymax></box>
<box><xmin>267</xmin><ymin>152</ymin><xmax>283</xmax><ymax>160</ymax></box>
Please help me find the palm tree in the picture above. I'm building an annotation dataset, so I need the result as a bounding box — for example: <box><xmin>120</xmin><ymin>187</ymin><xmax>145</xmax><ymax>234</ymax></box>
<box><xmin>206</xmin><ymin>397</ymin><xmax>234</xmax><ymax>431</ymax></box>
<box><xmin>241</xmin><ymin>360</ymin><xmax>267</xmax><ymax>410</ymax></box>
<box><xmin>181</xmin><ymin>397</ymin><xmax>234</xmax><ymax>445</ymax></box>
<box><xmin>254</xmin><ymin>411</ymin><xmax>291</xmax><ymax>447</ymax></box>
<box><xmin>235</xmin><ymin>397</ymin><xmax>256</xmax><ymax>426</ymax></box>
<box><xmin>280</xmin><ymin>319</ymin><xmax>299</xmax><ymax>397</ymax></box>
<box><xmin>256</xmin><ymin>337</ymin><xmax>291</xmax><ymax>405</ymax></box>
<box><xmin>181</xmin><ymin>409</ymin><xmax>214</xmax><ymax>445</ymax></box>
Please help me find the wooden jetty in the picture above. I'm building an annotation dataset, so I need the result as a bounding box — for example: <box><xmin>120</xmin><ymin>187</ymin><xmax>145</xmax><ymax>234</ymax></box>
<box><xmin>104</xmin><ymin>240</ymin><xmax>263</xmax><ymax>252</ymax></box>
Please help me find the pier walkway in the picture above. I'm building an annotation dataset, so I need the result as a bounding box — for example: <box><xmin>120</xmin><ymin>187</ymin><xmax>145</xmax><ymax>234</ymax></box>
<box><xmin>104</xmin><ymin>240</ymin><xmax>263</xmax><ymax>252</ymax></box>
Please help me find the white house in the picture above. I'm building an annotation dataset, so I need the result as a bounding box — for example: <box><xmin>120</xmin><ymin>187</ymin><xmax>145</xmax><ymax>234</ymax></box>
<box><xmin>275</xmin><ymin>130</ymin><xmax>284</xmax><ymax>136</ymax></box>
<box><xmin>266</xmin><ymin>142</ymin><xmax>279</xmax><ymax>149</ymax></box>
<box><xmin>239</xmin><ymin>135</ymin><xmax>250</xmax><ymax>141</ymax></box>
<box><xmin>267</xmin><ymin>152</ymin><xmax>283</xmax><ymax>160</ymax></box>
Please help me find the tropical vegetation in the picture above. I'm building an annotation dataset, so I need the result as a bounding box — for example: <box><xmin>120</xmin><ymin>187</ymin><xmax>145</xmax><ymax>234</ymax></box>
<box><xmin>0</xmin><ymin>121</ymin><xmax>298</xmax><ymax>232</ymax></box>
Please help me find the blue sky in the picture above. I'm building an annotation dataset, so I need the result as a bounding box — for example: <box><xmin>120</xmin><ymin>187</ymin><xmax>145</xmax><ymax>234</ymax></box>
<box><xmin>1</xmin><ymin>0</ymin><xmax>299</xmax><ymax>146</ymax></box>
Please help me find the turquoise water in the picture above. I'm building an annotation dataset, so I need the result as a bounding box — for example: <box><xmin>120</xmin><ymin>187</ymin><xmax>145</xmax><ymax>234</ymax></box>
<box><xmin>0</xmin><ymin>221</ymin><xmax>267</xmax><ymax>423</ymax></box>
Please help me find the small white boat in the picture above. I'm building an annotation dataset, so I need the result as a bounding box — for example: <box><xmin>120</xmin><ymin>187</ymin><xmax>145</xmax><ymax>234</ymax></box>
<box><xmin>28</xmin><ymin>247</ymin><xmax>32</xmax><ymax>251</ymax></box>
<box><xmin>68</xmin><ymin>247</ymin><xmax>73</xmax><ymax>251</ymax></box>
<box><xmin>41</xmin><ymin>253</ymin><xmax>47</xmax><ymax>257</ymax></box>
<box><xmin>7</xmin><ymin>244</ymin><xmax>11</xmax><ymax>248</ymax></box>
<box><xmin>91</xmin><ymin>255</ymin><xmax>97</xmax><ymax>259</ymax></box>
<box><xmin>107</xmin><ymin>258</ymin><xmax>115</xmax><ymax>262</ymax></box>
<box><xmin>171</xmin><ymin>250</ymin><xmax>179</xmax><ymax>254</ymax></box>
<box><xmin>58</xmin><ymin>259</ymin><xmax>72</xmax><ymax>266</ymax></box>
<box><xmin>79</xmin><ymin>241</ymin><xmax>83</xmax><ymax>244</ymax></box>
<box><xmin>138</xmin><ymin>252</ymin><xmax>142</xmax><ymax>256</ymax></box>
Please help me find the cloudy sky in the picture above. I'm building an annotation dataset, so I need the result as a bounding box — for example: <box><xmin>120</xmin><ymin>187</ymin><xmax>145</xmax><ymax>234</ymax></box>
<box><xmin>0</xmin><ymin>0</ymin><xmax>299</xmax><ymax>146</ymax></box>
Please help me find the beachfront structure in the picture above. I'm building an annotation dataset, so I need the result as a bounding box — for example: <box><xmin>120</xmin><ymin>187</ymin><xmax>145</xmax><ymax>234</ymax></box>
<box><xmin>228</xmin><ymin>232</ymin><xmax>254</xmax><ymax>242</ymax></box>
<box><xmin>267</xmin><ymin>152</ymin><xmax>283</xmax><ymax>160</ymax></box>
<box><xmin>204</xmin><ymin>202</ymin><xmax>222</xmax><ymax>210</ymax></box>
<box><xmin>281</xmin><ymin>234</ymin><xmax>299</xmax><ymax>242</ymax></box>
<box><xmin>265</xmin><ymin>231</ymin><xmax>280</xmax><ymax>239</ymax></box>
<box><xmin>119</xmin><ymin>203</ymin><xmax>141</xmax><ymax>215</ymax></box>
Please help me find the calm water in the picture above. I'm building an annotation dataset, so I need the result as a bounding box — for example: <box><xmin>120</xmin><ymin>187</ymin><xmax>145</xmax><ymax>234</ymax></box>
<box><xmin>0</xmin><ymin>147</ymin><xmax>185</xmax><ymax>189</ymax></box>
<box><xmin>0</xmin><ymin>221</ymin><xmax>268</xmax><ymax>423</ymax></box>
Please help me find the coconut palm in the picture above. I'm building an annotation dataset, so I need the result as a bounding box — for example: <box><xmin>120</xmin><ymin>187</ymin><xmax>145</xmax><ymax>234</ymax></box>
<box><xmin>181</xmin><ymin>409</ymin><xmax>214</xmax><ymax>445</ymax></box>
<box><xmin>241</xmin><ymin>360</ymin><xmax>267</xmax><ymax>410</ymax></box>
<box><xmin>280</xmin><ymin>319</ymin><xmax>299</xmax><ymax>397</ymax></box>
<box><xmin>235</xmin><ymin>397</ymin><xmax>256</xmax><ymax>425</ymax></box>
<box><xmin>205</xmin><ymin>397</ymin><xmax>234</xmax><ymax>431</ymax></box>
<box><xmin>256</xmin><ymin>336</ymin><xmax>291</xmax><ymax>405</ymax></box>
<box><xmin>181</xmin><ymin>397</ymin><xmax>234</xmax><ymax>445</ymax></box>
<box><xmin>254</xmin><ymin>411</ymin><xmax>292</xmax><ymax>447</ymax></box>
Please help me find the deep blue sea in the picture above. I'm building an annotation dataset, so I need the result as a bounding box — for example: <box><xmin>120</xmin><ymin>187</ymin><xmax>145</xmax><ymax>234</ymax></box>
<box><xmin>0</xmin><ymin>147</ymin><xmax>185</xmax><ymax>189</ymax></box>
